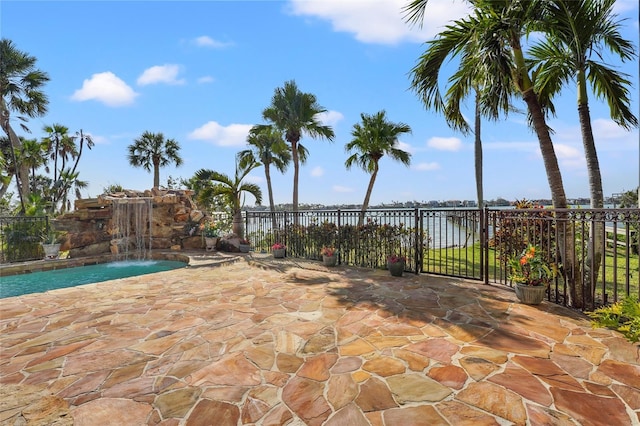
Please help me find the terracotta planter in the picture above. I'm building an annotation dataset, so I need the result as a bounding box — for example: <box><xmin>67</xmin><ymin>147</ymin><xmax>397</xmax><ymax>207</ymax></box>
<box><xmin>322</xmin><ymin>255</ymin><xmax>337</xmax><ymax>267</ymax></box>
<box><xmin>273</xmin><ymin>248</ymin><xmax>286</xmax><ymax>258</ymax></box>
<box><xmin>515</xmin><ymin>283</ymin><xmax>547</xmax><ymax>305</ymax></box>
<box><xmin>388</xmin><ymin>261</ymin><xmax>404</xmax><ymax>277</ymax></box>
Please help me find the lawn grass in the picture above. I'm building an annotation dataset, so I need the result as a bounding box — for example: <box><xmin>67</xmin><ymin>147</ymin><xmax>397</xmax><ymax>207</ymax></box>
<box><xmin>423</xmin><ymin>243</ymin><xmax>639</xmax><ymax>300</ymax></box>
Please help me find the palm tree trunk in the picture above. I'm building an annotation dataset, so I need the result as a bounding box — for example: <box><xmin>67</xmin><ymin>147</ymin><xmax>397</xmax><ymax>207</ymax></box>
<box><xmin>474</xmin><ymin>90</ymin><xmax>483</xmax><ymax>210</ymax></box>
<box><xmin>291</xmin><ymin>140</ymin><xmax>300</xmax><ymax>224</ymax></box>
<box><xmin>359</xmin><ymin>164</ymin><xmax>379</xmax><ymax>227</ymax></box>
<box><xmin>2</xmin><ymin>123</ymin><xmax>29</xmax><ymax>213</ymax></box>
<box><xmin>153</xmin><ymin>162</ymin><xmax>160</xmax><ymax>188</ymax></box>
<box><xmin>522</xmin><ymin>88</ymin><xmax>582</xmax><ymax>307</ymax></box>
<box><xmin>232</xmin><ymin>209</ymin><xmax>244</xmax><ymax>238</ymax></box>
<box><xmin>264</xmin><ymin>164</ymin><xmax>278</xmax><ymax>231</ymax></box>
<box><xmin>578</xmin><ymin>98</ymin><xmax>603</xmax><ymax>308</ymax></box>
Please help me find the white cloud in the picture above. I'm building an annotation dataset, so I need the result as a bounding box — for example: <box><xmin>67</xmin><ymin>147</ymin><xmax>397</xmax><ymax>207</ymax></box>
<box><xmin>396</xmin><ymin>141</ymin><xmax>413</xmax><ymax>153</ymax></box>
<box><xmin>71</xmin><ymin>72</ymin><xmax>138</xmax><ymax>107</ymax></box>
<box><xmin>288</xmin><ymin>0</ymin><xmax>471</xmax><ymax>45</ymax></box>
<box><xmin>244</xmin><ymin>174</ymin><xmax>263</xmax><ymax>184</ymax></box>
<box><xmin>315</xmin><ymin>110</ymin><xmax>344</xmax><ymax>126</ymax></box>
<box><xmin>553</xmin><ymin>144</ymin><xmax>582</xmax><ymax>160</ymax></box>
<box><xmin>333</xmin><ymin>185</ymin><xmax>354</xmax><ymax>193</ymax></box>
<box><xmin>85</xmin><ymin>133</ymin><xmax>108</xmax><ymax>145</ymax></box>
<box><xmin>137</xmin><ymin>64</ymin><xmax>185</xmax><ymax>86</ymax></box>
<box><xmin>592</xmin><ymin>118</ymin><xmax>635</xmax><ymax>140</ymax></box>
<box><xmin>310</xmin><ymin>166</ymin><xmax>324</xmax><ymax>177</ymax></box>
<box><xmin>197</xmin><ymin>76</ymin><xmax>215</xmax><ymax>84</ymax></box>
<box><xmin>188</xmin><ymin>121</ymin><xmax>252</xmax><ymax>147</ymax></box>
<box><xmin>193</xmin><ymin>35</ymin><xmax>233</xmax><ymax>48</ymax></box>
<box><xmin>427</xmin><ymin>136</ymin><xmax>463</xmax><ymax>151</ymax></box>
<box><xmin>414</xmin><ymin>162</ymin><xmax>440</xmax><ymax>171</ymax></box>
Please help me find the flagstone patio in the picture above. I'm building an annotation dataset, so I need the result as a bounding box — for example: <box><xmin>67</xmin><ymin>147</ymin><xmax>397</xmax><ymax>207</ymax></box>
<box><xmin>1</xmin><ymin>253</ymin><xmax>639</xmax><ymax>425</ymax></box>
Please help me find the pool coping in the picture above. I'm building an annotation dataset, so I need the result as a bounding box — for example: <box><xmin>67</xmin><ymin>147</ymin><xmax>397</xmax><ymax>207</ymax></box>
<box><xmin>0</xmin><ymin>250</ymin><xmax>242</xmax><ymax>278</ymax></box>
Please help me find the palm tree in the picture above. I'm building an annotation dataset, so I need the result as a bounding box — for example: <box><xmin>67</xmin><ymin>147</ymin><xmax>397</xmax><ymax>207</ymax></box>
<box><xmin>0</xmin><ymin>39</ymin><xmax>50</xmax><ymax>212</ymax></box>
<box><xmin>531</xmin><ymin>0</ymin><xmax>637</xmax><ymax>209</ymax></box>
<box><xmin>42</xmin><ymin>124</ymin><xmax>76</xmax><ymax>183</ymax></box>
<box><xmin>238</xmin><ymin>124</ymin><xmax>291</xmax><ymax>230</ymax></box>
<box><xmin>406</xmin><ymin>0</ymin><xmax>568</xmax><ymax>209</ymax></box>
<box><xmin>127</xmin><ymin>131</ymin><xmax>183</xmax><ymax>188</ymax></box>
<box><xmin>530</xmin><ymin>0</ymin><xmax>638</xmax><ymax>307</ymax></box>
<box><xmin>345</xmin><ymin>111</ymin><xmax>412</xmax><ymax>226</ymax></box>
<box><xmin>195</xmin><ymin>159</ymin><xmax>262</xmax><ymax>239</ymax></box>
<box><xmin>41</xmin><ymin>124</ymin><xmax>94</xmax><ymax>214</ymax></box>
<box><xmin>262</xmin><ymin>80</ymin><xmax>335</xmax><ymax>218</ymax></box>
<box><xmin>404</xmin><ymin>0</ymin><xmax>584</xmax><ymax>305</ymax></box>
<box><xmin>20</xmin><ymin>137</ymin><xmax>47</xmax><ymax>193</ymax></box>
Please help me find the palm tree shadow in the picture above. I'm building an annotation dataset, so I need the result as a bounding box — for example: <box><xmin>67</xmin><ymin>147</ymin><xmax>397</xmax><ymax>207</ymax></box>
<box><xmin>321</xmin><ymin>265</ymin><xmax>559</xmax><ymax>342</ymax></box>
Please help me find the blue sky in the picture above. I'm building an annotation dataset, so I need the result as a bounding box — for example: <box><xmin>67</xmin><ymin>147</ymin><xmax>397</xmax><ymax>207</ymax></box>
<box><xmin>3</xmin><ymin>0</ymin><xmax>639</xmax><ymax>206</ymax></box>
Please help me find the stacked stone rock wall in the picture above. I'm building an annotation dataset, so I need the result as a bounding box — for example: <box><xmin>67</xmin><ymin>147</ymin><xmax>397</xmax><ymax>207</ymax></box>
<box><xmin>53</xmin><ymin>188</ymin><xmax>209</xmax><ymax>258</ymax></box>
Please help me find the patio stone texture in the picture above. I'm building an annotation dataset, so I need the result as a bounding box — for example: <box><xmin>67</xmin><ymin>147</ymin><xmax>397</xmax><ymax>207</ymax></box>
<box><xmin>1</xmin><ymin>253</ymin><xmax>639</xmax><ymax>425</ymax></box>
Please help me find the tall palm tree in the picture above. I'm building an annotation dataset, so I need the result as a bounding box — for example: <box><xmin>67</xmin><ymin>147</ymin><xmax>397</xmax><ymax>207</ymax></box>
<box><xmin>406</xmin><ymin>0</ymin><xmax>568</xmax><ymax>209</ymax></box>
<box><xmin>530</xmin><ymin>0</ymin><xmax>638</xmax><ymax>307</ymax></box>
<box><xmin>41</xmin><ymin>124</ymin><xmax>94</xmax><ymax>214</ymax></box>
<box><xmin>42</xmin><ymin>124</ymin><xmax>76</xmax><ymax>183</ymax></box>
<box><xmin>404</xmin><ymin>0</ymin><xmax>583</xmax><ymax>305</ymax></box>
<box><xmin>262</xmin><ymin>80</ymin><xmax>335</xmax><ymax>217</ymax></box>
<box><xmin>345</xmin><ymin>111</ymin><xmax>412</xmax><ymax>226</ymax></box>
<box><xmin>238</xmin><ymin>124</ymin><xmax>291</xmax><ymax>230</ymax></box>
<box><xmin>20</xmin><ymin>137</ymin><xmax>47</xmax><ymax>193</ymax></box>
<box><xmin>127</xmin><ymin>131</ymin><xmax>183</xmax><ymax>188</ymax></box>
<box><xmin>0</xmin><ymin>39</ymin><xmax>50</xmax><ymax>212</ymax></box>
<box><xmin>531</xmin><ymin>0</ymin><xmax>637</xmax><ymax>210</ymax></box>
<box><xmin>195</xmin><ymin>159</ymin><xmax>263</xmax><ymax>238</ymax></box>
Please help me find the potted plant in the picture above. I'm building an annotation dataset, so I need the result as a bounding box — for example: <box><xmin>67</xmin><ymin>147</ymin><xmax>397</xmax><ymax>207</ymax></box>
<box><xmin>40</xmin><ymin>228</ymin><xmax>65</xmax><ymax>260</ymax></box>
<box><xmin>387</xmin><ymin>254</ymin><xmax>405</xmax><ymax>277</ymax></box>
<box><xmin>508</xmin><ymin>244</ymin><xmax>557</xmax><ymax>304</ymax></box>
<box><xmin>321</xmin><ymin>246</ymin><xmax>338</xmax><ymax>266</ymax></box>
<box><xmin>201</xmin><ymin>221</ymin><xmax>220</xmax><ymax>252</ymax></box>
<box><xmin>272</xmin><ymin>242</ymin><xmax>286</xmax><ymax>258</ymax></box>
<box><xmin>239</xmin><ymin>238</ymin><xmax>251</xmax><ymax>253</ymax></box>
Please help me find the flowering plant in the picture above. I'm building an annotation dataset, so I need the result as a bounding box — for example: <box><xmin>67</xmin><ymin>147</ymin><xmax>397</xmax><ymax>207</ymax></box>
<box><xmin>321</xmin><ymin>246</ymin><xmax>337</xmax><ymax>257</ymax></box>
<box><xmin>272</xmin><ymin>242</ymin><xmax>286</xmax><ymax>250</ymax></box>
<box><xmin>387</xmin><ymin>254</ymin><xmax>405</xmax><ymax>264</ymax></box>
<box><xmin>201</xmin><ymin>221</ymin><xmax>220</xmax><ymax>238</ymax></box>
<box><xmin>239</xmin><ymin>239</ymin><xmax>250</xmax><ymax>245</ymax></box>
<box><xmin>508</xmin><ymin>244</ymin><xmax>556</xmax><ymax>286</ymax></box>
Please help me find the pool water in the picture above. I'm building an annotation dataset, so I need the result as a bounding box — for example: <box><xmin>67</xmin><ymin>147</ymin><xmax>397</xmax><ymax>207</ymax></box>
<box><xmin>0</xmin><ymin>260</ymin><xmax>186</xmax><ymax>298</ymax></box>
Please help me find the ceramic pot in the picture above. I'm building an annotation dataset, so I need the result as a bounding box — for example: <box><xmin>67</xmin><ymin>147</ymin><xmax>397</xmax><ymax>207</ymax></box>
<box><xmin>273</xmin><ymin>248</ymin><xmax>286</xmax><ymax>258</ymax></box>
<box><xmin>388</xmin><ymin>261</ymin><xmax>404</xmax><ymax>277</ymax></box>
<box><xmin>205</xmin><ymin>237</ymin><xmax>218</xmax><ymax>252</ymax></box>
<box><xmin>239</xmin><ymin>244</ymin><xmax>250</xmax><ymax>253</ymax></box>
<box><xmin>323</xmin><ymin>255</ymin><xmax>337</xmax><ymax>267</ymax></box>
<box><xmin>42</xmin><ymin>243</ymin><xmax>61</xmax><ymax>260</ymax></box>
<box><xmin>515</xmin><ymin>283</ymin><xmax>547</xmax><ymax>304</ymax></box>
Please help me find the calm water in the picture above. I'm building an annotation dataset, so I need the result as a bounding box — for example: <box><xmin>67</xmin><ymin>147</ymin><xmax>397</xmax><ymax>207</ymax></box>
<box><xmin>0</xmin><ymin>260</ymin><xmax>186</xmax><ymax>298</ymax></box>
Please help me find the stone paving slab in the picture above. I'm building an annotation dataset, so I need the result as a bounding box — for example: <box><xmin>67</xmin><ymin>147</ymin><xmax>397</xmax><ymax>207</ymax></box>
<box><xmin>1</xmin><ymin>253</ymin><xmax>639</xmax><ymax>425</ymax></box>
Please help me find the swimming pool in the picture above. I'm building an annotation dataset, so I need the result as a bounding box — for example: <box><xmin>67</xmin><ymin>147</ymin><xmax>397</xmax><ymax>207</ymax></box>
<box><xmin>0</xmin><ymin>260</ymin><xmax>187</xmax><ymax>298</ymax></box>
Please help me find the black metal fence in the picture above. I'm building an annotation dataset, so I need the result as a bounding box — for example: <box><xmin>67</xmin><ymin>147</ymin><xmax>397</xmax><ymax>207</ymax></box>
<box><xmin>245</xmin><ymin>207</ymin><xmax>639</xmax><ymax>309</ymax></box>
<box><xmin>3</xmin><ymin>208</ymin><xmax>637</xmax><ymax>310</ymax></box>
<box><xmin>0</xmin><ymin>216</ymin><xmax>49</xmax><ymax>263</ymax></box>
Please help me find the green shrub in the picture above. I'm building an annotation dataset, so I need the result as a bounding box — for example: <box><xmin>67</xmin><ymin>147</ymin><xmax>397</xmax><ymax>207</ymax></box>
<box><xmin>587</xmin><ymin>296</ymin><xmax>640</xmax><ymax>344</ymax></box>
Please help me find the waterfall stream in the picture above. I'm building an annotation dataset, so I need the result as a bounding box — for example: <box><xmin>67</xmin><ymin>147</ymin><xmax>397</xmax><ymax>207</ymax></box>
<box><xmin>109</xmin><ymin>197</ymin><xmax>153</xmax><ymax>260</ymax></box>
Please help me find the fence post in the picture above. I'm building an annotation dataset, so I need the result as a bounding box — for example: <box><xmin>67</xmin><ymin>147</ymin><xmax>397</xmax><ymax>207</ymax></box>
<box><xmin>483</xmin><ymin>206</ymin><xmax>489</xmax><ymax>285</ymax></box>
<box><xmin>414</xmin><ymin>208</ymin><xmax>420</xmax><ymax>274</ymax></box>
